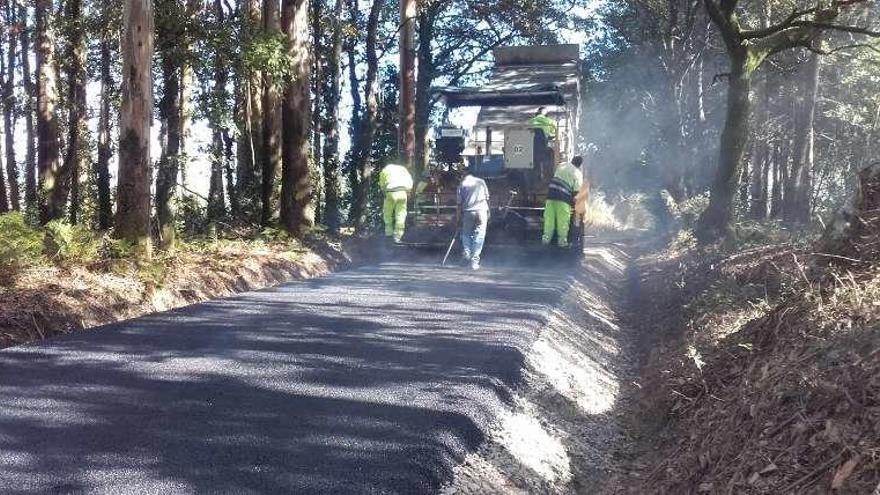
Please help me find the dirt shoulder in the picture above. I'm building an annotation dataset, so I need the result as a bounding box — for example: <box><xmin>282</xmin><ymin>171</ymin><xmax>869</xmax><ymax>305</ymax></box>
<box><xmin>442</xmin><ymin>240</ymin><xmax>640</xmax><ymax>494</ymax></box>
<box><xmin>0</xmin><ymin>234</ymin><xmax>375</xmax><ymax>350</ymax></box>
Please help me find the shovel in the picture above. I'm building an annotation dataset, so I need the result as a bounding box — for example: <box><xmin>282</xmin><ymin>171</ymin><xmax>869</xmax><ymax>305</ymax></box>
<box><xmin>441</xmin><ymin>229</ymin><xmax>460</xmax><ymax>266</ymax></box>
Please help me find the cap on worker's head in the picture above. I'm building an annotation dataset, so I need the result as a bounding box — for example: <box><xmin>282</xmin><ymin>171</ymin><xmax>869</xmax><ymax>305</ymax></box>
<box><xmin>571</xmin><ymin>155</ymin><xmax>584</xmax><ymax>167</ymax></box>
<box><xmin>537</xmin><ymin>106</ymin><xmax>546</xmax><ymax>115</ymax></box>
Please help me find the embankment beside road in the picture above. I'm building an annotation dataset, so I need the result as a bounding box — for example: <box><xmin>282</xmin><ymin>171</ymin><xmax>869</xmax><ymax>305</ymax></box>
<box><xmin>443</xmin><ymin>243</ymin><xmax>637</xmax><ymax>494</ymax></box>
<box><xmin>0</xmin><ymin>235</ymin><xmax>375</xmax><ymax>350</ymax></box>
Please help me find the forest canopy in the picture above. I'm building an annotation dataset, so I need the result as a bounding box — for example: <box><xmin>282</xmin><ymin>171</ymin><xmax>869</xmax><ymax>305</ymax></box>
<box><xmin>0</xmin><ymin>0</ymin><xmax>877</xmax><ymax>254</ymax></box>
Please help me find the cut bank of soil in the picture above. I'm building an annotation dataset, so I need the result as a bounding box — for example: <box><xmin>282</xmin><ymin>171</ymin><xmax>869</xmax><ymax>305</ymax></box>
<box><xmin>0</xmin><ymin>235</ymin><xmax>374</xmax><ymax>350</ymax></box>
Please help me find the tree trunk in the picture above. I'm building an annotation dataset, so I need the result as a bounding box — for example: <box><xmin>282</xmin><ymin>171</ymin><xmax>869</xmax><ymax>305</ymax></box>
<box><xmin>208</xmin><ymin>129</ymin><xmax>227</xmax><ymax>221</ymax></box>
<box><xmin>20</xmin><ymin>2</ymin><xmax>37</xmax><ymax>214</ymax></box>
<box><xmin>116</xmin><ymin>0</ymin><xmax>154</xmax><ymax>257</ymax></box>
<box><xmin>344</xmin><ymin>0</ymin><xmax>361</xmax><ymax>208</ymax></box>
<box><xmin>398</xmin><ymin>0</ymin><xmax>416</xmax><ymax>167</ymax></box>
<box><xmin>3</xmin><ymin>0</ymin><xmax>18</xmax><ymax>211</ymax></box>
<box><xmin>237</xmin><ymin>0</ymin><xmax>262</xmax><ymax>218</ymax></box>
<box><xmin>95</xmin><ymin>37</ymin><xmax>114</xmax><ymax>230</ymax></box>
<box><xmin>412</xmin><ymin>9</ymin><xmax>434</xmax><ymax>178</ymax></box>
<box><xmin>261</xmin><ymin>0</ymin><xmax>282</xmax><ymax>225</ymax></box>
<box><xmin>696</xmin><ymin>50</ymin><xmax>754</xmax><ymax>243</ymax></box>
<box><xmin>321</xmin><ymin>0</ymin><xmax>344</xmax><ymax>232</ymax></box>
<box><xmin>280</xmin><ymin>0</ymin><xmax>313</xmax><ymax>233</ymax></box>
<box><xmin>310</xmin><ymin>0</ymin><xmax>322</xmax><ymax>221</ymax></box>
<box><xmin>784</xmin><ymin>50</ymin><xmax>821</xmax><ymax>225</ymax></box>
<box><xmin>58</xmin><ymin>0</ymin><xmax>87</xmax><ymax>225</ymax></box>
<box><xmin>749</xmin><ymin>68</ymin><xmax>771</xmax><ymax>219</ymax></box>
<box><xmin>155</xmin><ymin>1</ymin><xmax>183</xmax><ymax>249</ymax></box>
<box><xmin>770</xmin><ymin>142</ymin><xmax>783</xmax><ymax>218</ymax></box>
<box><xmin>209</xmin><ymin>0</ymin><xmax>232</xmax><ymax>220</ymax></box>
<box><xmin>179</xmin><ymin>0</ymin><xmax>200</xmax><ymax>190</ymax></box>
<box><xmin>351</xmin><ymin>0</ymin><xmax>382</xmax><ymax>231</ymax></box>
<box><xmin>223</xmin><ymin>130</ymin><xmax>236</xmax><ymax>214</ymax></box>
<box><xmin>35</xmin><ymin>0</ymin><xmax>61</xmax><ymax>223</ymax></box>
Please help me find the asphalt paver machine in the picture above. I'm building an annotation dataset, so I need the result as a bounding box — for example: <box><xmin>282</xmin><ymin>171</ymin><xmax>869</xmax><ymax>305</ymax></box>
<box><xmin>404</xmin><ymin>44</ymin><xmax>584</xmax><ymax>252</ymax></box>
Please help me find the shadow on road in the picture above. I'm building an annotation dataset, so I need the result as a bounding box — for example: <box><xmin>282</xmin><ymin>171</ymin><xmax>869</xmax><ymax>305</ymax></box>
<box><xmin>0</xmin><ymin>262</ymin><xmax>574</xmax><ymax>493</ymax></box>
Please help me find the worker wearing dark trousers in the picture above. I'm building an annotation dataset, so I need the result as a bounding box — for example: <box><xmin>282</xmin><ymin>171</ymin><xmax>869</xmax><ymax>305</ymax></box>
<box><xmin>543</xmin><ymin>156</ymin><xmax>584</xmax><ymax>248</ymax></box>
<box><xmin>457</xmin><ymin>171</ymin><xmax>490</xmax><ymax>271</ymax></box>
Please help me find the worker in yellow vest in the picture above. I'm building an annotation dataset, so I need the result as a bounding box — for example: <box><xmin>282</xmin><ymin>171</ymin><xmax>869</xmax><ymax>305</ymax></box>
<box><xmin>542</xmin><ymin>156</ymin><xmax>584</xmax><ymax>248</ymax></box>
<box><xmin>378</xmin><ymin>162</ymin><xmax>414</xmax><ymax>243</ymax></box>
<box><xmin>528</xmin><ymin>107</ymin><xmax>557</xmax><ymax>141</ymax></box>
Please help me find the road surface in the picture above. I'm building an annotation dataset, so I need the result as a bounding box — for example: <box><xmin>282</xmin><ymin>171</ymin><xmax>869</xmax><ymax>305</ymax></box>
<box><xmin>0</xmin><ymin>261</ymin><xmax>576</xmax><ymax>493</ymax></box>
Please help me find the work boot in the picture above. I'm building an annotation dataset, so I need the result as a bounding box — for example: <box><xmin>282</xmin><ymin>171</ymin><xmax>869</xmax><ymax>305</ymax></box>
<box><xmin>470</xmin><ymin>260</ymin><xmax>480</xmax><ymax>271</ymax></box>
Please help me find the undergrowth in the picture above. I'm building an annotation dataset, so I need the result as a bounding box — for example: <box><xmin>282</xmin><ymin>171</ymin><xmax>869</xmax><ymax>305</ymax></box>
<box><xmin>631</xmin><ymin>220</ymin><xmax>880</xmax><ymax>494</ymax></box>
<box><xmin>0</xmin><ymin>213</ymin><xmax>317</xmax><ymax>287</ymax></box>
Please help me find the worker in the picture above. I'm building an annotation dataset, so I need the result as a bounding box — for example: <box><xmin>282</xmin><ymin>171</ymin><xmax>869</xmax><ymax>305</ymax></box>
<box><xmin>378</xmin><ymin>161</ymin><xmax>414</xmax><ymax>243</ymax></box>
<box><xmin>542</xmin><ymin>155</ymin><xmax>584</xmax><ymax>248</ymax></box>
<box><xmin>456</xmin><ymin>168</ymin><xmax>490</xmax><ymax>271</ymax></box>
<box><xmin>528</xmin><ymin>107</ymin><xmax>557</xmax><ymax>141</ymax></box>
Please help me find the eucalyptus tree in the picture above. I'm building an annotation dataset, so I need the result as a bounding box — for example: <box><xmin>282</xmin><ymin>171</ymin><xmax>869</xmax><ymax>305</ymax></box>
<box><xmin>116</xmin><ymin>0</ymin><xmax>154</xmax><ymax>257</ymax></box>
<box><xmin>280</xmin><ymin>0</ymin><xmax>313</xmax><ymax>233</ymax></box>
<box><xmin>35</xmin><ymin>0</ymin><xmax>62</xmax><ymax>223</ymax></box>
<box><xmin>696</xmin><ymin>0</ymin><xmax>880</xmax><ymax>242</ymax></box>
<box><xmin>2</xmin><ymin>0</ymin><xmax>19</xmax><ymax>212</ymax></box>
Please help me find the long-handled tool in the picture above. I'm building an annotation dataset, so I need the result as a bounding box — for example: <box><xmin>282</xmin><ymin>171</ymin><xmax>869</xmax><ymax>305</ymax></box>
<box><xmin>441</xmin><ymin>229</ymin><xmax>460</xmax><ymax>266</ymax></box>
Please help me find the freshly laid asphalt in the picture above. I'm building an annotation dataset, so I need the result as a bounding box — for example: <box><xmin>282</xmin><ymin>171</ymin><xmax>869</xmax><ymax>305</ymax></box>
<box><xmin>0</xmin><ymin>260</ymin><xmax>575</xmax><ymax>494</ymax></box>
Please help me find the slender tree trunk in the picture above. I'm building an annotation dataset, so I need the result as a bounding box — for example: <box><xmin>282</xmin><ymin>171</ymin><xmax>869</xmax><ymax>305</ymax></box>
<box><xmin>280</xmin><ymin>0</ymin><xmax>313</xmax><ymax>233</ymax></box>
<box><xmin>237</xmin><ymin>0</ymin><xmax>262</xmax><ymax>218</ymax></box>
<box><xmin>208</xmin><ymin>130</ymin><xmax>227</xmax><ymax>221</ymax></box>
<box><xmin>179</xmin><ymin>0</ymin><xmax>200</xmax><ymax>190</ymax></box>
<box><xmin>696</xmin><ymin>50</ymin><xmax>753</xmax><ymax>243</ymax></box>
<box><xmin>784</xmin><ymin>50</ymin><xmax>821</xmax><ymax>225</ymax></box>
<box><xmin>3</xmin><ymin>0</ymin><xmax>18</xmax><ymax>211</ymax></box>
<box><xmin>208</xmin><ymin>0</ymin><xmax>230</xmax><ymax>220</ymax></box>
<box><xmin>344</xmin><ymin>0</ymin><xmax>362</xmax><ymax>210</ymax></box>
<box><xmin>398</xmin><ymin>0</ymin><xmax>416</xmax><ymax>167</ymax></box>
<box><xmin>413</xmin><ymin>10</ymin><xmax>435</xmax><ymax>178</ymax></box>
<box><xmin>351</xmin><ymin>0</ymin><xmax>382</xmax><ymax>231</ymax></box>
<box><xmin>310</xmin><ymin>0</ymin><xmax>323</xmax><ymax>221</ymax></box>
<box><xmin>261</xmin><ymin>0</ymin><xmax>282</xmax><ymax>225</ymax></box>
<box><xmin>155</xmin><ymin>6</ymin><xmax>183</xmax><ymax>249</ymax></box>
<box><xmin>749</xmin><ymin>68</ymin><xmax>771</xmax><ymax>219</ymax></box>
<box><xmin>20</xmin><ymin>3</ymin><xmax>37</xmax><ymax>214</ymax></box>
<box><xmin>223</xmin><ymin>130</ymin><xmax>235</xmax><ymax>215</ymax></box>
<box><xmin>96</xmin><ymin>37</ymin><xmax>114</xmax><ymax>230</ymax></box>
<box><xmin>738</xmin><ymin>157</ymin><xmax>750</xmax><ymax>208</ymax></box>
<box><xmin>58</xmin><ymin>0</ymin><xmax>87</xmax><ymax>225</ymax></box>
<box><xmin>770</xmin><ymin>142</ymin><xmax>783</xmax><ymax>218</ymax></box>
<box><xmin>35</xmin><ymin>0</ymin><xmax>61</xmax><ymax>223</ymax></box>
<box><xmin>116</xmin><ymin>0</ymin><xmax>154</xmax><ymax>257</ymax></box>
<box><xmin>321</xmin><ymin>0</ymin><xmax>344</xmax><ymax>232</ymax></box>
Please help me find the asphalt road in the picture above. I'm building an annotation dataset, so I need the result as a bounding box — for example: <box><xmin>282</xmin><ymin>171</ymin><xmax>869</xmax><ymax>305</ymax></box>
<box><xmin>0</xmin><ymin>260</ymin><xmax>575</xmax><ymax>494</ymax></box>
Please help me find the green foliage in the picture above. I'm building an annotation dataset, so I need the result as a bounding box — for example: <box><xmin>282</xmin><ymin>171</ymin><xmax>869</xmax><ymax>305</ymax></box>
<box><xmin>243</xmin><ymin>32</ymin><xmax>296</xmax><ymax>84</ymax></box>
<box><xmin>0</xmin><ymin>213</ymin><xmax>44</xmax><ymax>280</ymax></box>
<box><xmin>43</xmin><ymin>221</ymin><xmax>101</xmax><ymax>262</ymax></box>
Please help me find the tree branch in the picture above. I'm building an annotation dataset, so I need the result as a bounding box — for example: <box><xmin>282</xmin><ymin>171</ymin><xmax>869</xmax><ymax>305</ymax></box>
<box><xmin>787</xmin><ymin>20</ymin><xmax>880</xmax><ymax>37</ymax></box>
<box><xmin>703</xmin><ymin>0</ymin><xmax>740</xmax><ymax>52</ymax></box>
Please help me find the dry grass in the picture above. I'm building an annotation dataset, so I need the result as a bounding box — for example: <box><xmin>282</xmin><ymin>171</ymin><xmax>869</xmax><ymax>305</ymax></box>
<box><xmin>0</xmin><ymin>234</ymin><xmax>369</xmax><ymax>349</ymax></box>
<box><xmin>626</xmin><ymin>227</ymin><xmax>880</xmax><ymax>494</ymax></box>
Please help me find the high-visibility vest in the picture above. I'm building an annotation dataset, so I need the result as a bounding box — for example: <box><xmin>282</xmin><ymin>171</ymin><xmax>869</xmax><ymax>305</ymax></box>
<box><xmin>379</xmin><ymin>164</ymin><xmax>414</xmax><ymax>193</ymax></box>
<box><xmin>528</xmin><ymin>114</ymin><xmax>557</xmax><ymax>138</ymax></box>
<box><xmin>546</xmin><ymin>163</ymin><xmax>583</xmax><ymax>204</ymax></box>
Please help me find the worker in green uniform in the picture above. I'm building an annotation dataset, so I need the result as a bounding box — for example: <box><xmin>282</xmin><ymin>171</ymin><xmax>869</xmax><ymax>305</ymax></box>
<box><xmin>528</xmin><ymin>107</ymin><xmax>557</xmax><ymax>140</ymax></box>
<box><xmin>542</xmin><ymin>156</ymin><xmax>584</xmax><ymax>248</ymax></box>
<box><xmin>378</xmin><ymin>162</ymin><xmax>414</xmax><ymax>243</ymax></box>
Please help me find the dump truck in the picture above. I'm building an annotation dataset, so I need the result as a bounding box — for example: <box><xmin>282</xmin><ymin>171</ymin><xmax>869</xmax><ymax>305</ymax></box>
<box><xmin>403</xmin><ymin>44</ymin><xmax>584</xmax><ymax>252</ymax></box>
